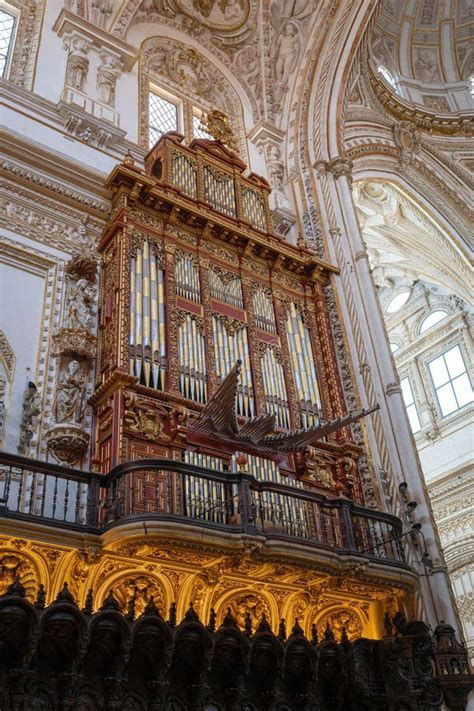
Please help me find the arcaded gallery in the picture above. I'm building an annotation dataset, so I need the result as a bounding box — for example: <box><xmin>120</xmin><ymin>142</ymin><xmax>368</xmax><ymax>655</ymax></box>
<box><xmin>0</xmin><ymin>0</ymin><xmax>473</xmax><ymax>709</ymax></box>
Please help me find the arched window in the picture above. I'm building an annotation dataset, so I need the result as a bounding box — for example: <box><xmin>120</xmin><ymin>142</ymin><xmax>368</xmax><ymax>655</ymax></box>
<box><xmin>386</xmin><ymin>290</ymin><xmax>411</xmax><ymax>314</ymax></box>
<box><xmin>390</xmin><ymin>342</ymin><xmax>400</xmax><ymax>354</ymax></box>
<box><xmin>419</xmin><ymin>310</ymin><xmax>448</xmax><ymax>334</ymax></box>
<box><xmin>0</xmin><ymin>5</ymin><xmax>17</xmax><ymax>77</ymax></box>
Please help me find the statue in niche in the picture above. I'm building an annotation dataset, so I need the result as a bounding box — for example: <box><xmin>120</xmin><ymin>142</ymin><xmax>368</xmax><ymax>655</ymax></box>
<box><xmin>65</xmin><ymin>278</ymin><xmax>94</xmax><ymax>330</ymax></box>
<box><xmin>97</xmin><ymin>55</ymin><xmax>121</xmax><ymax>107</ymax></box>
<box><xmin>266</xmin><ymin>144</ymin><xmax>285</xmax><ymax>191</ymax></box>
<box><xmin>275</xmin><ymin>23</ymin><xmax>300</xmax><ymax>85</ymax></box>
<box><xmin>55</xmin><ymin>360</ymin><xmax>86</xmax><ymax>424</ymax></box>
<box><xmin>18</xmin><ymin>382</ymin><xmax>40</xmax><ymax>455</ymax></box>
<box><xmin>66</xmin><ymin>52</ymin><xmax>89</xmax><ymax>92</ymax></box>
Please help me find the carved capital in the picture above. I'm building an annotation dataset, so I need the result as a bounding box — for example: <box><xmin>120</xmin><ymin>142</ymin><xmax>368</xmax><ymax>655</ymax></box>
<box><xmin>314</xmin><ymin>156</ymin><xmax>353</xmax><ymax>183</ymax></box>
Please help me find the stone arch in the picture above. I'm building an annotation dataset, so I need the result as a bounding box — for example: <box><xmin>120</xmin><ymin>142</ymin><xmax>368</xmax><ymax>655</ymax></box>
<box><xmin>281</xmin><ymin>592</ymin><xmax>311</xmax><ymax>636</ymax></box>
<box><xmin>0</xmin><ymin>545</ymin><xmax>46</xmax><ymax>602</ymax></box>
<box><xmin>109</xmin><ymin>1</ymin><xmax>258</xmax><ymax>120</ymax></box>
<box><xmin>212</xmin><ymin>587</ymin><xmax>278</xmax><ymax>635</ymax></box>
<box><xmin>313</xmin><ymin>606</ymin><xmax>365</xmax><ymax>642</ymax></box>
<box><xmin>352</xmin><ymin>175</ymin><xmax>472</xmax><ymax>303</ymax></box>
<box><xmin>177</xmin><ymin>573</ymin><xmax>214</xmax><ymax>624</ymax></box>
<box><xmin>138</xmin><ymin>32</ymin><xmax>251</xmax><ymax>160</ymax></box>
<box><xmin>94</xmin><ymin>567</ymin><xmax>171</xmax><ymax>618</ymax></box>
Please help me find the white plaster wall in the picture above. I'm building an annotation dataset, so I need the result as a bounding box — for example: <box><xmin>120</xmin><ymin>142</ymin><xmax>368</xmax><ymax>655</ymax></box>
<box><xmin>0</xmin><ymin>260</ymin><xmax>46</xmax><ymax>453</ymax></box>
<box><xmin>418</xmin><ymin>420</ymin><xmax>473</xmax><ymax>482</ymax></box>
<box><xmin>33</xmin><ymin>0</ymin><xmax>68</xmax><ymax>104</ymax></box>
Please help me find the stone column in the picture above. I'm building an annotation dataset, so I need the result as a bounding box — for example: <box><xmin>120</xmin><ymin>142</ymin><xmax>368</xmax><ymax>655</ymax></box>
<box><xmin>314</xmin><ymin>156</ymin><xmax>462</xmax><ymax>635</ymax></box>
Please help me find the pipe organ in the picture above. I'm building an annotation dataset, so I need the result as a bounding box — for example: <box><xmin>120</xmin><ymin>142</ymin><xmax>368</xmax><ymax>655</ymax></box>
<box><xmin>94</xmin><ymin>132</ymin><xmax>364</xmax><ymax>504</ymax></box>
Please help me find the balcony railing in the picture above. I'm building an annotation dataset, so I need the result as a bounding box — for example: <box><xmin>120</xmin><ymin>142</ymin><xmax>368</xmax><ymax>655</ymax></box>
<box><xmin>0</xmin><ymin>452</ymin><xmax>406</xmax><ymax>566</ymax></box>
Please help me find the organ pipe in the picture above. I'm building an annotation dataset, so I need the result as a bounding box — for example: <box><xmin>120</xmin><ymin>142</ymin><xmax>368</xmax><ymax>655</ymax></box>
<box><xmin>252</xmin><ymin>287</ymin><xmax>277</xmax><ymax>334</ymax></box>
<box><xmin>260</xmin><ymin>348</ymin><xmax>290</xmax><ymax>429</ymax></box>
<box><xmin>212</xmin><ymin>316</ymin><xmax>254</xmax><ymax>417</ymax></box>
<box><xmin>130</xmin><ymin>241</ymin><xmax>166</xmax><ymax>389</ymax></box>
<box><xmin>178</xmin><ymin>314</ymin><xmax>207</xmax><ymax>404</ymax></box>
<box><xmin>231</xmin><ymin>454</ymin><xmax>308</xmax><ymax>536</ymax></box>
<box><xmin>286</xmin><ymin>302</ymin><xmax>321</xmax><ymax>427</ymax></box>
<box><xmin>184</xmin><ymin>451</ymin><xmax>227</xmax><ymax>523</ymax></box>
<box><xmin>175</xmin><ymin>254</ymin><xmax>201</xmax><ymax>302</ymax></box>
<box><xmin>209</xmin><ymin>269</ymin><xmax>244</xmax><ymax>308</ymax></box>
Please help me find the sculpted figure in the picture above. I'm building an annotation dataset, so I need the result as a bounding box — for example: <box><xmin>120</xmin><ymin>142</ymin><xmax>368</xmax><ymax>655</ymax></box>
<box><xmin>66</xmin><ymin>53</ymin><xmax>89</xmax><ymax>92</ymax></box>
<box><xmin>65</xmin><ymin>278</ymin><xmax>94</xmax><ymax>329</ymax></box>
<box><xmin>275</xmin><ymin>23</ymin><xmax>299</xmax><ymax>84</ymax></box>
<box><xmin>266</xmin><ymin>144</ymin><xmax>285</xmax><ymax>191</ymax></box>
<box><xmin>97</xmin><ymin>55</ymin><xmax>120</xmax><ymax>106</ymax></box>
<box><xmin>85</xmin><ymin>615</ymin><xmax>125</xmax><ymax>678</ymax></box>
<box><xmin>18</xmin><ymin>382</ymin><xmax>40</xmax><ymax>454</ymax></box>
<box><xmin>55</xmin><ymin>360</ymin><xmax>86</xmax><ymax>424</ymax></box>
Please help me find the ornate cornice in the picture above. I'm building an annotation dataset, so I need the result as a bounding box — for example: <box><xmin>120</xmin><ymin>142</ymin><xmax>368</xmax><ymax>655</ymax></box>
<box><xmin>367</xmin><ymin>63</ymin><xmax>474</xmax><ymax>138</ymax></box>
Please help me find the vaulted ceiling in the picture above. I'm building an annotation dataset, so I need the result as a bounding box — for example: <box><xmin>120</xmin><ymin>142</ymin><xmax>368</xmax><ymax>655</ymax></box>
<box><xmin>370</xmin><ymin>0</ymin><xmax>474</xmax><ymax>114</ymax></box>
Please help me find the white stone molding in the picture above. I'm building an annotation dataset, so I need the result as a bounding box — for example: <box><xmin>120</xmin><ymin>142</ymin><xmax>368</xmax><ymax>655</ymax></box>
<box><xmin>53</xmin><ymin>9</ymin><xmax>138</xmax><ymax>71</ymax></box>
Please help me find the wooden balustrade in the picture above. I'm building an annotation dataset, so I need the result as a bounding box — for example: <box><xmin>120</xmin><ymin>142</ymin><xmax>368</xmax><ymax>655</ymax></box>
<box><xmin>0</xmin><ymin>452</ymin><xmax>406</xmax><ymax>566</ymax></box>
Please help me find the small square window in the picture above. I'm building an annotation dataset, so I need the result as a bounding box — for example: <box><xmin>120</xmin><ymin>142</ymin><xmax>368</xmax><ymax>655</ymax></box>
<box><xmin>428</xmin><ymin>345</ymin><xmax>473</xmax><ymax>418</ymax></box>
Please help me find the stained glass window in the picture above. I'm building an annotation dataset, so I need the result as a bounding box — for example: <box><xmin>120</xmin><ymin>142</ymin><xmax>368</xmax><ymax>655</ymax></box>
<box><xmin>0</xmin><ymin>8</ymin><xmax>16</xmax><ymax>77</ymax></box>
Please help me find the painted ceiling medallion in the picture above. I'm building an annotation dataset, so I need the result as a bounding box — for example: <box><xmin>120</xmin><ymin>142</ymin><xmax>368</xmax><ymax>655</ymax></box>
<box><xmin>174</xmin><ymin>0</ymin><xmax>250</xmax><ymax>32</ymax></box>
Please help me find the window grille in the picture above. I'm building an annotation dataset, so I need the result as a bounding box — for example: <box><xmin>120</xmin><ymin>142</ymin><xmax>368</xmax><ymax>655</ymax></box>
<box><xmin>149</xmin><ymin>91</ymin><xmax>178</xmax><ymax>146</ymax></box>
<box><xmin>0</xmin><ymin>8</ymin><xmax>16</xmax><ymax>77</ymax></box>
<box><xmin>192</xmin><ymin>113</ymin><xmax>211</xmax><ymax>139</ymax></box>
